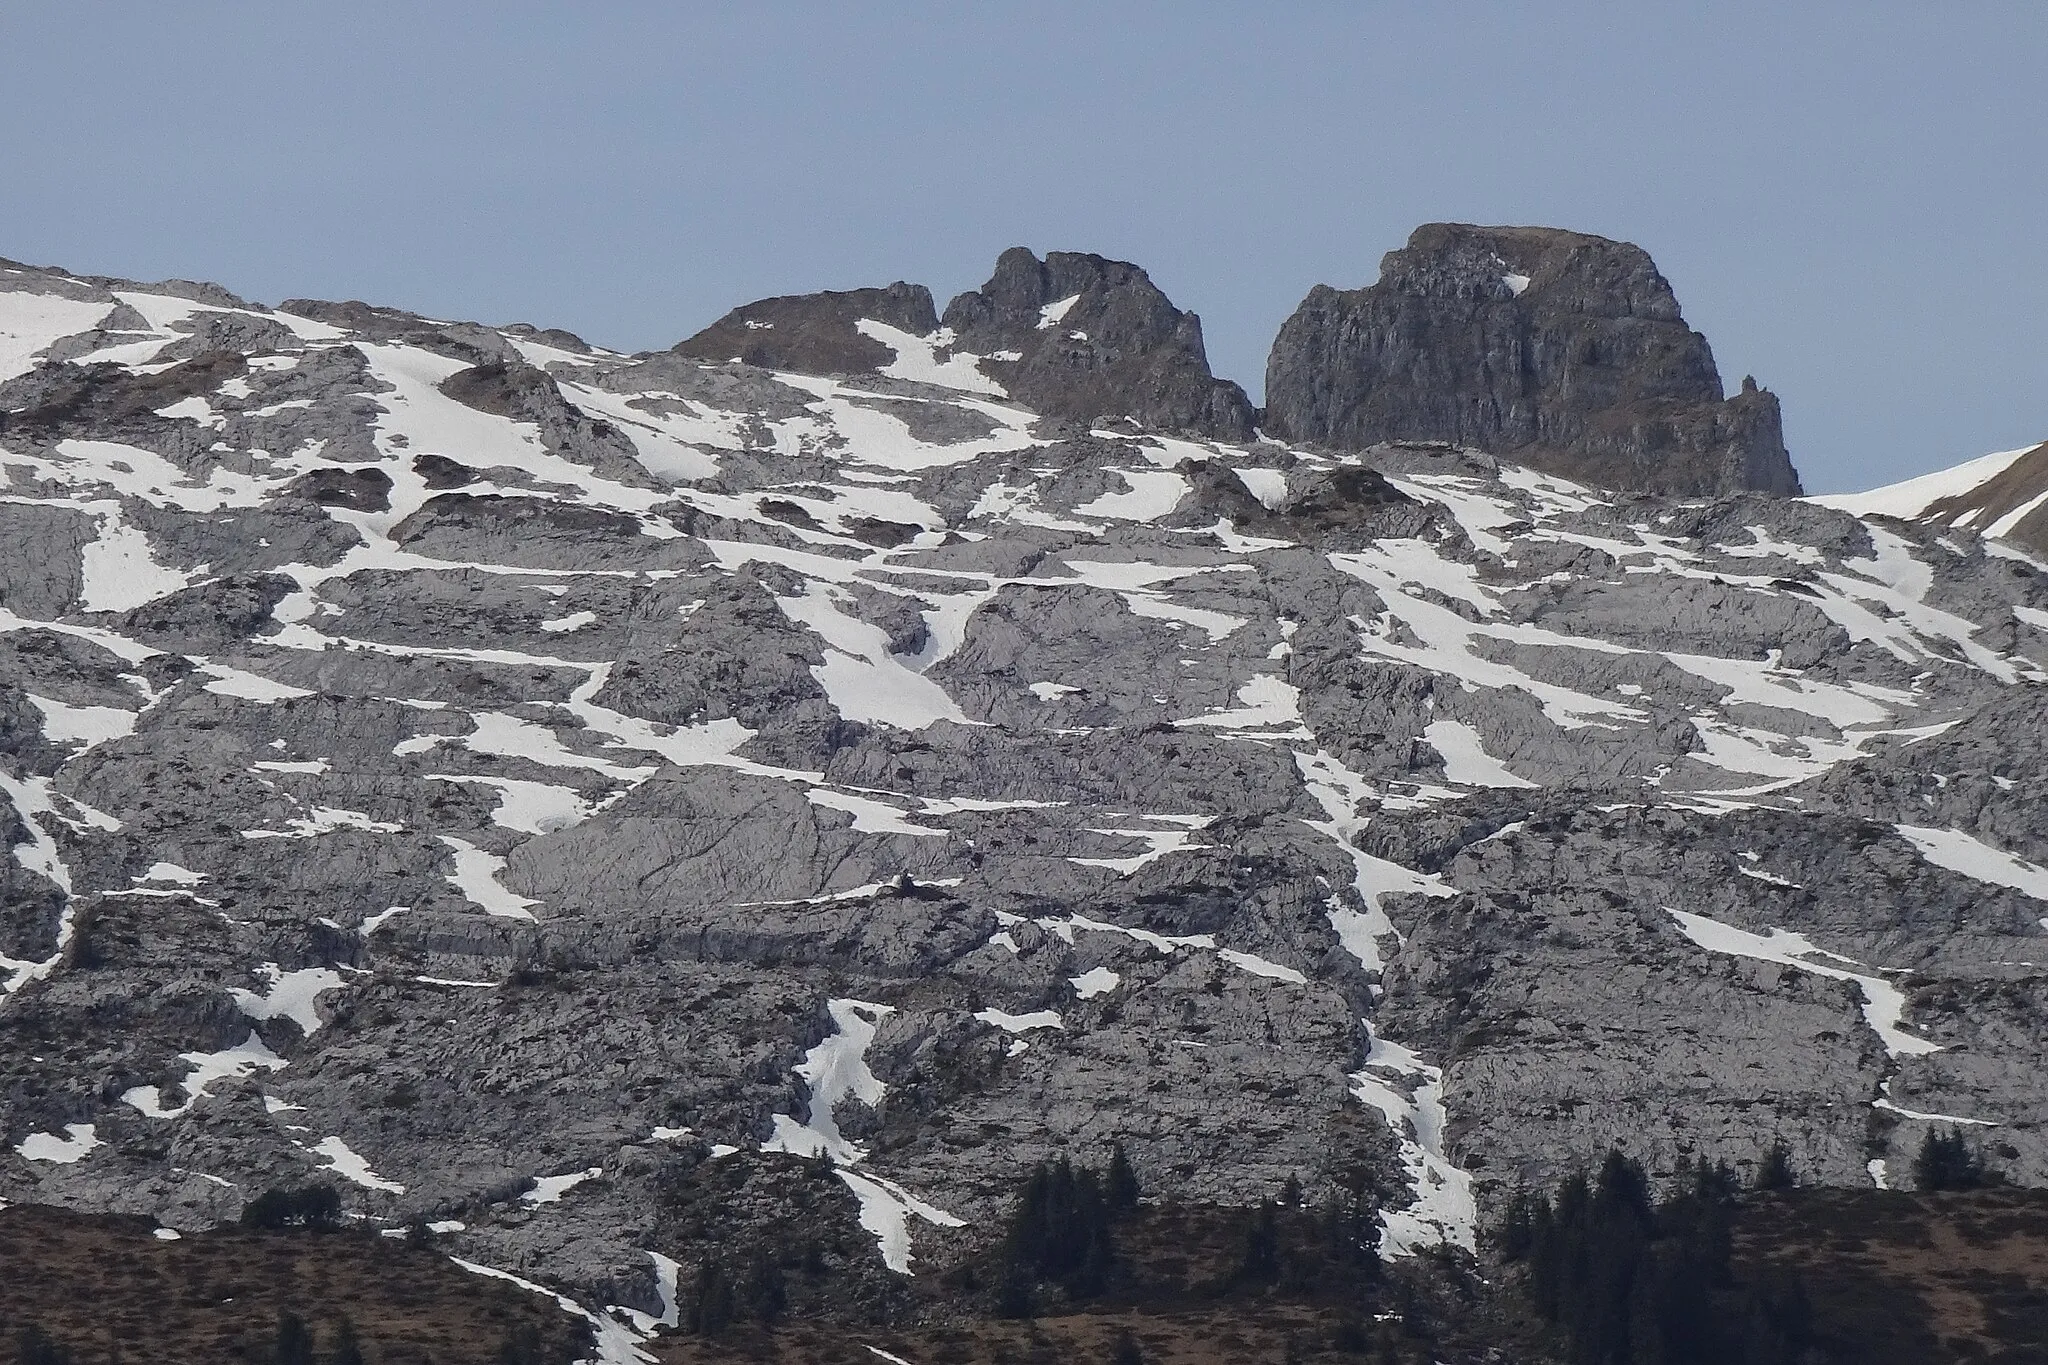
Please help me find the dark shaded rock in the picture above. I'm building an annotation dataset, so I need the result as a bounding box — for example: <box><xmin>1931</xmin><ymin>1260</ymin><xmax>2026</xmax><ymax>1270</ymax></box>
<box><xmin>501</xmin><ymin>322</ymin><xmax>593</xmax><ymax>354</ymax></box>
<box><xmin>277</xmin><ymin>298</ymin><xmax>433</xmax><ymax>340</ymax></box>
<box><xmin>671</xmin><ymin>284</ymin><xmax>939</xmax><ymax>376</ymax></box>
<box><xmin>289</xmin><ymin>465</ymin><xmax>393</xmax><ymax>512</ymax></box>
<box><xmin>846</xmin><ymin>517</ymin><xmax>920</xmax><ymax>549</ymax></box>
<box><xmin>413</xmin><ymin>453</ymin><xmax>481</xmax><ymax>489</ymax></box>
<box><xmin>0</xmin><ymin>353</ymin><xmax>247</xmax><ymax>438</ymax></box>
<box><xmin>119</xmin><ymin>573</ymin><xmax>298</xmax><ymax>650</ymax></box>
<box><xmin>1263</xmin><ymin>223</ymin><xmax>1802</xmax><ymax>497</ymax></box>
<box><xmin>941</xmin><ymin>249</ymin><xmax>1255</xmax><ymax>440</ymax></box>
<box><xmin>393</xmin><ymin>492</ymin><xmax>644</xmax><ymax>546</ymax></box>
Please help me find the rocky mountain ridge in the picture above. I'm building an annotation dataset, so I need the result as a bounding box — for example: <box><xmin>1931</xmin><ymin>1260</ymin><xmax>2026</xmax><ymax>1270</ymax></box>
<box><xmin>1263</xmin><ymin>224</ymin><xmax>1802</xmax><ymax>498</ymax></box>
<box><xmin>1</xmin><ymin>239</ymin><xmax>2044</xmax><ymax>1360</ymax></box>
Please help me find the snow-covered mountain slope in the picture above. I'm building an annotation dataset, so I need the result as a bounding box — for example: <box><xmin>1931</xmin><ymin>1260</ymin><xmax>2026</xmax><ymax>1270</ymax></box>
<box><xmin>3</xmin><ymin>255</ymin><xmax>2047</xmax><ymax>1341</ymax></box>
<box><xmin>1814</xmin><ymin>439</ymin><xmax>2048</xmax><ymax>556</ymax></box>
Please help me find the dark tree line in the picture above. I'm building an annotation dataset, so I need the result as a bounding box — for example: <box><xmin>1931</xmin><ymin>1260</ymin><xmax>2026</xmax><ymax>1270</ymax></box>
<box><xmin>995</xmin><ymin>1144</ymin><xmax>1141</xmax><ymax>1314</ymax></box>
<box><xmin>1913</xmin><ymin>1127</ymin><xmax>1999</xmax><ymax>1191</ymax></box>
<box><xmin>1499</xmin><ymin>1151</ymin><xmax>1813</xmax><ymax>1365</ymax></box>
<box><xmin>685</xmin><ymin>1244</ymin><xmax>790</xmax><ymax>1336</ymax></box>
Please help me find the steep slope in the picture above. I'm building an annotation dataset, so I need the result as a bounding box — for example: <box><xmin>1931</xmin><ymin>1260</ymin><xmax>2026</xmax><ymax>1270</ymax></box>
<box><xmin>1816</xmin><ymin>439</ymin><xmax>2048</xmax><ymax>556</ymax></box>
<box><xmin>1</xmin><ymin>251</ymin><xmax>2045</xmax><ymax>1352</ymax></box>
<box><xmin>1264</xmin><ymin>224</ymin><xmax>1802</xmax><ymax>497</ymax></box>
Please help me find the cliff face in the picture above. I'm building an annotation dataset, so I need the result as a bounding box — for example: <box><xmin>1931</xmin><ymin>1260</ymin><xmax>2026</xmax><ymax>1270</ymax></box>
<box><xmin>1264</xmin><ymin>223</ymin><xmax>1802</xmax><ymax>496</ymax></box>
<box><xmin>4</xmin><ymin>242</ymin><xmax>2046</xmax><ymax>1347</ymax></box>
<box><xmin>942</xmin><ymin>248</ymin><xmax>1257</xmax><ymax>440</ymax></box>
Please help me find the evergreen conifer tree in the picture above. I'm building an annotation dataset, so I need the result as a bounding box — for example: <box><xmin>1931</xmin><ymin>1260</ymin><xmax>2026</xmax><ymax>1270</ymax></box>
<box><xmin>328</xmin><ymin>1318</ymin><xmax>365</xmax><ymax>1365</ymax></box>
<box><xmin>1913</xmin><ymin>1127</ymin><xmax>1988</xmax><ymax>1191</ymax></box>
<box><xmin>273</xmin><ymin>1310</ymin><xmax>315</xmax><ymax>1365</ymax></box>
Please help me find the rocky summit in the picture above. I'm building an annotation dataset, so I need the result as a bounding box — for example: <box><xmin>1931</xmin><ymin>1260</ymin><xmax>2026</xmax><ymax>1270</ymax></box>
<box><xmin>1</xmin><ymin>235</ymin><xmax>2045</xmax><ymax>1357</ymax></box>
<box><xmin>1264</xmin><ymin>223</ymin><xmax>1803</xmax><ymax>498</ymax></box>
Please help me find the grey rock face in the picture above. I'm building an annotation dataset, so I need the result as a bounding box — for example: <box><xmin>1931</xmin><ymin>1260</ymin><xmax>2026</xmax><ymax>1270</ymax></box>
<box><xmin>1264</xmin><ymin>223</ymin><xmax>1802</xmax><ymax>497</ymax></box>
<box><xmin>0</xmin><ymin>251</ymin><xmax>2043</xmax><ymax>1341</ymax></box>
<box><xmin>942</xmin><ymin>248</ymin><xmax>1257</xmax><ymax>440</ymax></box>
<box><xmin>670</xmin><ymin>283</ymin><xmax>940</xmax><ymax>376</ymax></box>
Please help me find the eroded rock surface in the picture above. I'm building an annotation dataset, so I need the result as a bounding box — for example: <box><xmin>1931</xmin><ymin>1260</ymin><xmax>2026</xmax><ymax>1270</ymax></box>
<box><xmin>1</xmin><ymin>250</ymin><xmax>2044</xmax><ymax>1341</ymax></box>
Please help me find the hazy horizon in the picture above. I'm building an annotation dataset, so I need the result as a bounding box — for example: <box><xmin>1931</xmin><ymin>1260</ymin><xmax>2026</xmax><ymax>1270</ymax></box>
<box><xmin>5</xmin><ymin>2</ymin><xmax>2042</xmax><ymax>493</ymax></box>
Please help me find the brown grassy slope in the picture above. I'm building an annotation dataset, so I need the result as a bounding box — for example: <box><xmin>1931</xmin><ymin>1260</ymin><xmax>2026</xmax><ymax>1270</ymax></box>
<box><xmin>0</xmin><ymin>1206</ymin><xmax>590</xmax><ymax>1365</ymax></box>
<box><xmin>1731</xmin><ymin>1188</ymin><xmax>2048</xmax><ymax>1365</ymax></box>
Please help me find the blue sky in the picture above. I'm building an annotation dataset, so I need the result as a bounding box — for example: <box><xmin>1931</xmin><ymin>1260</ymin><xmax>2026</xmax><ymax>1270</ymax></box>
<box><xmin>4</xmin><ymin>2</ymin><xmax>2042</xmax><ymax>491</ymax></box>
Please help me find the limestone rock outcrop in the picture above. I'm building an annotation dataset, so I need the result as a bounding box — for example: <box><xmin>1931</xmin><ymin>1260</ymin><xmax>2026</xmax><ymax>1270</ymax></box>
<box><xmin>1263</xmin><ymin>223</ymin><xmax>1802</xmax><ymax>497</ymax></box>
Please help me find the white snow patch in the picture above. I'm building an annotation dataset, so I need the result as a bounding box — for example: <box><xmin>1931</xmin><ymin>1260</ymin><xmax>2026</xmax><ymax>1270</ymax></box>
<box><xmin>1178</xmin><ymin>675</ymin><xmax>1306</xmax><ymax>734</ymax></box>
<box><xmin>837</xmin><ymin>1168</ymin><xmax>966</xmax><ymax>1275</ymax></box>
<box><xmin>806</xmin><ymin>789</ymin><xmax>946</xmax><ymax>837</ymax></box>
<box><xmin>1668</xmin><ymin>909</ymin><xmax>1939</xmax><ymax>1056</ymax></box>
<box><xmin>242</xmin><ymin>806</ymin><xmax>403</xmax><ymax>839</ymax></box>
<box><xmin>1073</xmin><ymin>469</ymin><xmax>1190</xmax><ymax>522</ymax></box>
<box><xmin>438</xmin><ymin>836</ymin><xmax>539</xmax><ymax>919</ymax></box>
<box><xmin>765</xmin><ymin>999</ymin><xmax>894</xmax><ymax>1164</ymax></box>
<box><xmin>311</xmin><ymin>1136</ymin><xmax>405</xmax><ymax>1193</ymax></box>
<box><xmin>1217</xmin><ymin>949</ymin><xmax>1307</xmax><ymax>984</ymax></box>
<box><xmin>1294</xmin><ymin>750</ymin><xmax>1454</xmax><ymax>971</ymax></box>
<box><xmin>1071</xmin><ymin>816</ymin><xmax>1210</xmax><ymax>875</ymax></box>
<box><xmin>523</xmin><ymin>1167</ymin><xmax>603</xmax><ymax>1204</ymax></box>
<box><xmin>539</xmin><ymin>610</ymin><xmax>598</xmax><ymax>633</ymax></box>
<box><xmin>231</xmin><ymin>964</ymin><xmax>345</xmax><ymax>1035</ymax></box>
<box><xmin>779</xmin><ymin>582</ymin><xmax>972</xmax><ymax>729</ymax></box>
<box><xmin>450</xmin><ymin>1257</ymin><xmax>654</xmax><ymax>1365</ymax></box>
<box><xmin>429</xmin><ymin>775</ymin><xmax>589</xmax><ymax>834</ymax></box>
<box><xmin>855</xmin><ymin>320</ymin><xmax>1008</xmax><ymax>396</ymax></box>
<box><xmin>1070</xmin><ymin>967</ymin><xmax>1121</xmax><ymax>998</ymax></box>
<box><xmin>76</xmin><ymin>507</ymin><xmax>190</xmax><ymax>610</ymax></box>
<box><xmin>0</xmin><ymin>290</ymin><xmax>115</xmax><ymax>381</ymax></box>
<box><xmin>122</xmin><ymin>1033</ymin><xmax>286</xmax><ymax>1119</ymax></box>
<box><xmin>360</xmin><ymin>906</ymin><xmax>409</xmax><ymax>935</ymax></box>
<box><xmin>1811</xmin><ymin>444</ymin><xmax>2042</xmax><ymax>520</ymax></box>
<box><xmin>1894</xmin><ymin>825</ymin><xmax>2048</xmax><ymax>901</ymax></box>
<box><xmin>199</xmin><ymin>664</ymin><xmax>313</xmax><ymax>702</ymax></box>
<box><xmin>28</xmin><ymin>693</ymin><xmax>138</xmax><ymax>748</ymax></box>
<box><xmin>761</xmin><ymin>998</ymin><xmax>962</xmax><ymax>1272</ymax></box>
<box><xmin>1349</xmin><ymin>1026</ymin><xmax>1475</xmax><ymax>1255</ymax></box>
<box><xmin>1234</xmin><ymin>467</ymin><xmax>1288</xmax><ymax>509</ymax></box>
<box><xmin>1036</xmin><ymin>295</ymin><xmax>1081</xmax><ymax>329</ymax></box>
<box><xmin>17</xmin><ymin>1123</ymin><xmax>101</xmax><ymax>1164</ymax></box>
<box><xmin>136</xmin><ymin>861</ymin><xmax>204</xmax><ymax>886</ymax></box>
<box><xmin>974</xmin><ymin>1008</ymin><xmax>1063</xmax><ymax>1034</ymax></box>
<box><xmin>1423</xmin><ymin>719</ymin><xmax>1536</xmax><ymax>788</ymax></box>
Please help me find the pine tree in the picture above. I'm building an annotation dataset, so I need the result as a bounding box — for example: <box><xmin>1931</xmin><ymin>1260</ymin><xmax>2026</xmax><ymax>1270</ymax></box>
<box><xmin>497</xmin><ymin>1323</ymin><xmax>545</xmax><ymax>1365</ymax></box>
<box><xmin>689</xmin><ymin>1260</ymin><xmax>735</xmax><ymax>1336</ymax></box>
<box><xmin>328</xmin><ymin>1318</ymin><xmax>365</xmax><ymax>1365</ymax></box>
<box><xmin>1106</xmin><ymin>1143</ymin><xmax>1140</xmax><ymax>1212</ymax></box>
<box><xmin>273</xmin><ymin>1310</ymin><xmax>315</xmax><ymax>1365</ymax></box>
<box><xmin>739</xmin><ymin>1246</ymin><xmax>786</xmax><ymax>1324</ymax></box>
<box><xmin>1755</xmin><ymin>1141</ymin><xmax>1795</xmax><ymax>1191</ymax></box>
<box><xmin>16</xmin><ymin>1326</ymin><xmax>72</xmax><ymax>1365</ymax></box>
<box><xmin>1913</xmin><ymin>1127</ymin><xmax>1988</xmax><ymax>1191</ymax></box>
<box><xmin>1233</xmin><ymin>1202</ymin><xmax>1280</xmax><ymax>1287</ymax></box>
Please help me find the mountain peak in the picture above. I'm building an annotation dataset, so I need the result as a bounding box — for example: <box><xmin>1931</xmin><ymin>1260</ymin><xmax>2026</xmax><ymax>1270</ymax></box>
<box><xmin>1264</xmin><ymin>222</ymin><xmax>1802</xmax><ymax>498</ymax></box>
